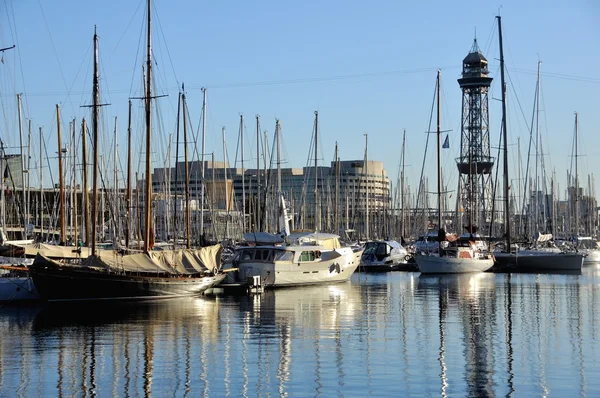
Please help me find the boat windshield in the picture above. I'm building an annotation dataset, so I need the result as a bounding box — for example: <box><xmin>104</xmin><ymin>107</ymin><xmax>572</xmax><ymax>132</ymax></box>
<box><xmin>363</xmin><ymin>242</ymin><xmax>388</xmax><ymax>256</ymax></box>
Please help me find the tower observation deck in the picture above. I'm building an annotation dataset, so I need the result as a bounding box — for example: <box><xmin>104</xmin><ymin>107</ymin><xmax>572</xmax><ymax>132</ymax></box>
<box><xmin>456</xmin><ymin>38</ymin><xmax>494</xmax><ymax>234</ymax></box>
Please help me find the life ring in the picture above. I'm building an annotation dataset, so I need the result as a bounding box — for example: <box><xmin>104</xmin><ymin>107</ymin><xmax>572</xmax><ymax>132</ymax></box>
<box><xmin>404</xmin><ymin>254</ymin><xmax>412</xmax><ymax>262</ymax></box>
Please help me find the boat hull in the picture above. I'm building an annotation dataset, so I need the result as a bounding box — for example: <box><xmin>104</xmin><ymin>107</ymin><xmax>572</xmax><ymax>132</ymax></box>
<box><xmin>30</xmin><ymin>257</ymin><xmax>226</xmax><ymax>301</ymax></box>
<box><xmin>0</xmin><ymin>276</ymin><xmax>40</xmax><ymax>302</ymax></box>
<box><xmin>415</xmin><ymin>254</ymin><xmax>494</xmax><ymax>274</ymax></box>
<box><xmin>494</xmin><ymin>251</ymin><xmax>584</xmax><ymax>271</ymax></box>
<box><xmin>582</xmin><ymin>249</ymin><xmax>600</xmax><ymax>264</ymax></box>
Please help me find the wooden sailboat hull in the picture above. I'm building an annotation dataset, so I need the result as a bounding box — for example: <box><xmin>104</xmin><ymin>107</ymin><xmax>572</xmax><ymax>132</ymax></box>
<box><xmin>29</xmin><ymin>256</ymin><xmax>226</xmax><ymax>302</ymax></box>
<box><xmin>415</xmin><ymin>254</ymin><xmax>493</xmax><ymax>274</ymax></box>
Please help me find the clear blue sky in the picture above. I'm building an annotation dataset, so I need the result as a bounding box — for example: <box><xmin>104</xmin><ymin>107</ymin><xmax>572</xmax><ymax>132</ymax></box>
<box><xmin>0</xmin><ymin>0</ymin><xmax>598</xmax><ymax>202</ymax></box>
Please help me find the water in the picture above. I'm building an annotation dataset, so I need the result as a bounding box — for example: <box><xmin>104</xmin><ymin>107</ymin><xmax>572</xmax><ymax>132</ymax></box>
<box><xmin>1</xmin><ymin>265</ymin><xmax>600</xmax><ymax>397</ymax></box>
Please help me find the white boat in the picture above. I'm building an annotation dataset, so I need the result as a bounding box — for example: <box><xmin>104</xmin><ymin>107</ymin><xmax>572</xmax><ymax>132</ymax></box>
<box><xmin>416</xmin><ymin>238</ymin><xmax>494</xmax><ymax>274</ymax></box>
<box><xmin>231</xmin><ymin>244</ymin><xmax>361</xmax><ymax>287</ymax></box>
<box><xmin>359</xmin><ymin>240</ymin><xmax>412</xmax><ymax>271</ymax></box>
<box><xmin>0</xmin><ymin>266</ymin><xmax>39</xmax><ymax>302</ymax></box>
<box><xmin>576</xmin><ymin>237</ymin><xmax>600</xmax><ymax>263</ymax></box>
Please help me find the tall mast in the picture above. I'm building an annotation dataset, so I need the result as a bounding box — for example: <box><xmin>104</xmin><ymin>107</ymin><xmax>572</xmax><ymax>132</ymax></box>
<box><xmin>314</xmin><ymin>111</ymin><xmax>320</xmax><ymax>232</ymax></box>
<box><xmin>91</xmin><ymin>26</ymin><xmax>100</xmax><ymax>255</ymax></box>
<box><xmin>534</xmin><ymin>61</ymin><xmax>541</xmax><ymax>234</ymax></box>
<box><xmin>113</xmin><ymin>117</ymin><xmax>119</xmax><ymax>244</ymax></box>
<box><xmin>256</xmin><ymin>114</ymin><xmax>260</xmax><ymax>231</ymax></box>
<box><xmin>125</xmin><ymin>100</ymin><xmax>132</xmax><ymax>249</ymax></box>
<box><xmin>436</xmin><ymin>70</ymin><xmax>442</xmax><ymax>249</ymax></box>
<box><xmin>574</xmin><ymin>112</ymin><xmax>579</xmax><ymax>238</ymax></box>
<box><xmin>72</xmin><ymin>119</ymin><xmax>78</xmax><ymax>245</ymax></box>
<box><xmin>240</xmin><ymin>115</ymin><xmax>245</xmax><ymax>232</ymax></box>
<box><xmin>143</xmin><ymin>0</ymin><xmax>153</xmax><ymax>252</ymax></box>
<box><xmin>81</xmin><ymin>119</ymin><xmax>89</xmax><ymax>245</ymax></box>
<box><xmin>276</xmin><ymin>120</ymin><xmax>282</xmax><ymax>196</ymax></box>
<box><xmin>182</xmin><ymin>92</ymin><xmax>191</xmax><ymax>249</ymax></box>
<box><xmin>39</xmin><ymin>128</ymin><xmax>44</xmax><ymax>240</ymax></box>
<box><xmin>27</xmin><ymin>120</ymin><xmax>32</xmax><ymax>238</ymax></box>
<box><xmin>334</xmin><ymin>142</ymin><xmax>339</xmax><ymax>233</ymax></box>
<box><xmin>222</xmin><ymin>126</ymin><xmax>229</xmax><ymax>239</ymax></box>
<box><xmin>174</xmin><ymin>91</ymin><xmax>181</xmax><ymax>240</ymax></box>
<box><xmin>17</xmin><ymin>94</ymin><xmax>26</xmax><ymax>239</ymax></box>
<box><xmin>0</xmin><ymin>142</ymin><xmax>5</xmax><ymax>239</ymax></box>
<box><xmin>365</xmin><ymin>133</ymin><xmax>369</xmax><ymax>240</ymax></box>
<box><xmin>401</xmin><ymin>129</ymin><xmax>406</xmax><ymax>238</ymax></box>
<box><xmin>199</xmin><ymin>88</ymin><xmax>207</xmax><ymax>240</ymax></box>
<box><xmin>56</xmin><ymin>104</ymin><xmax>65</xmax><ymax>244</ymax></box>
<box><xmin>497</xmin><ymin>15</ymin><xmax>511</xmax><ymax>250</ymax></box>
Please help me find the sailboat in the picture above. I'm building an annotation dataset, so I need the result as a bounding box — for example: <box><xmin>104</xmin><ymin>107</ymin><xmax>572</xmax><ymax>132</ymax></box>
<box><xmin>29</xmin><ymin>1</ymin><xmax>226</xmax><ymax>301</ymax></box>
<box><xmin>414</xmin><ymin>71</ymin><xmax>494</xmax><ymax>274</ymax></box>
<box><xmin>491</xmin><ymin>16</ymin><xmax>584</xmax><ymax>271</ymax></box>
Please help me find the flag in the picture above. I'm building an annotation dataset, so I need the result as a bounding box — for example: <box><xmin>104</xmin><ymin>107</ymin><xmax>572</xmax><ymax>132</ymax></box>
<box><xmin>442</xmin><ymin>134</ymin><xmax>449</xmax><ymax>149</ymax></box>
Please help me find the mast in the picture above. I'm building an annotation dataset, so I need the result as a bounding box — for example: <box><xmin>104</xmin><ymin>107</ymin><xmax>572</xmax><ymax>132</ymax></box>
<box><xmin>174</xmin><ymin>91</ymin><xmax>181</xmax><ymax>241</ymax></box>
<box><xmin>276</xmin><ymin>120</ymin><xmax>282</xmax><ymax>196</ymax></box>
<box><xmin>497</xmin><ymin>15</ymin><xmax>511</xmax><ymax>250</ymax></box>
<box><xmin>72</xmin><ymin>119</ymin><xmax>78</xmax><ymax>245</ymax></box>
<box><xmin>0</xmin><ymin>142</ymin><xmax>5</xmax><ymax>239</ymax></box>
<box><xmin>56</xmin><ymin>104</ymin><xmax>65</xmax><ymax>244</ymax></box>
<box><xmin>39</xmin><ymin>127</ymin><xmax>44</xmax><ymax>240</ymax></box>
<box><xmin>143</xmin><ymin>0</ymin><xmax>153</xmax><ymax>252</ymax></box>
<box><xmin>27</xmin><ymin>120</ymin><xmax>32</xmax><ymax>238</ymax></box>
<box><xmin>125</xmin><ymin>100</ymin><xmax>132</xmax><ymax>249</ymax></box>
<box><xmin>240</xmin><ymin>115</ymin><xmax>245</xmax><ymax>232</ymax></box>
<box><xmin>182</xmin><ymin>92</ymin><xmax>191</xmax><ymax>249</ymax></box>
<box><xmin>574</xmin><ymin>112</ymin><xmax>579</xmax><ymax>239</ymax></box>
<box><xmin>91</xmin><ymin>26</ymin><xmax>100</xmax><ymax>255</ymax></box>
<box><xmin>364</xmin><ymin>133</ymin><xmax>369</xmax><ymax>240</ymax></box>
<box><xmin>113</xmin><ymin>117</ymin><xmax>119</xmax><ymax>244</ymax></box>
<box><xmin>401</xmin><ymin>129</ymin><xmax>406</xmax><ymax>238</ymax></box>
<box><xmin>256</xmin><ymin>115</ymin><xmax>260</xmax><ymax>231</ymax></box>
<box><xmin>436</xmin><ymin>70</ymin><xmax>442</xmax><ymax>250</ymax></box>
<box><xmin>81</xmin><ymin>119</ymin><xmax>89</xmax><ymax>245</ymax></box>
<box><xmin>222</xmin><ymin>126</ymin><xmax>229</xmax><ymax>239</ymax></box>
<box><xmin>334</xmin><ymin>142</ymin><xmax>339</xmax><ymax>233</ymax></box>
<box><xmin>314</xmin><ymin>111</ymin><xmax>320</xmax><ymax>232</ymax></box>
<box><xmin>17</xmin><ymin>94</ymin><xmax>27</xmax><ymax>239</ymax></box>
<box><xmin>534</xmin><ymin>61</ymin><xmax>541</xmax><ymax>234</ymax></box>
<box><xmin>199</xmin><ymin>88</ymin><xmax>207</xmax><ymax>241</ymax></box>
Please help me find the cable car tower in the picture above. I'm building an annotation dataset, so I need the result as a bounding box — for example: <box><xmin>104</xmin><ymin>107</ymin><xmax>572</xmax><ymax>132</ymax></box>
<box><xmin>456</xmin><ymin>38</ymin><xmax>494</xmax><ymax>235</ymax></box>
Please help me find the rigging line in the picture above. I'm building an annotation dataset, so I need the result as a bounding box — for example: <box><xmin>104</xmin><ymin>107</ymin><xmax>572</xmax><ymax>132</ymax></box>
<box><xmin>36</xmin><ymin>0</ymin><xmax>77</xmax><ymax>117</ymax></box>
<box><xmin>198</xmin><ymin>66</ymin><xmax>459</xmax><ymax>90</ymax></box>
<box><xmin>505</xmin><ymin>68</ymin><xmax>534</xmax><ymax>141</ymax></box>
<box><xmin>6</xmin><ymin>0</ymin><xmax>31</xmax><ymax>117</ymax></box>
<box><xmin>107</xmin><ymin>0</ymin><xmax>144</xmax><ymax>65</ymax></box>
<box><xmin>413</xmin><ymin>75</ymin><xmax>438</xmax><ymax>234</ymax></box>
<box><xmin>128</xmin><ymin>5</ymin><xmax>146</xmax><ymax>97</ymax></box>
<box><xmin>152</xmin><ymin>1</ymin><xmax>179</xmax><ymax>88</ymax></box>
<box><xmin>513</xmin><ymin>68</ymin><xmax>600</xmax><ymax>84</ymax></box>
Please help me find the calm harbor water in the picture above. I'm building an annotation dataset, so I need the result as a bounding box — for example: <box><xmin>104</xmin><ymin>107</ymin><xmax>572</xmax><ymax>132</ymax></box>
<box><xmin>1</xmin><ymin>265</ymin><xmax>599</xmax><ymax>397</ymax></box>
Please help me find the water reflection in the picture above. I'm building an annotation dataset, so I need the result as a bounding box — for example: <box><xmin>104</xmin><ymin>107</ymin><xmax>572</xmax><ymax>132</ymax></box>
<box><xmin>417</xmin><ymin>273</ymin><xmax>497</xmax><ymax>397</ymax></box>
<box><xmin>0</xmin><ymin>272</ymin><xmax>598</xmax><ymax>396</ymax></box>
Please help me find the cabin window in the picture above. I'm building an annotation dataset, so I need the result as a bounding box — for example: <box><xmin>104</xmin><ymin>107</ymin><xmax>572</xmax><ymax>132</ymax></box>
<box><xmin>273</xmin><ymin>250</ymin><xmax>294</xmax><ymax>262</ymax></box>
<box><xmin>300</xmin><ymin>251</ymin><xmax>316</xmax><ymax>262</ymax></box>
<box><xmin>240</xmin><ymin>250</ymin><xmax>253</xmax><ymax>261</ymax></box>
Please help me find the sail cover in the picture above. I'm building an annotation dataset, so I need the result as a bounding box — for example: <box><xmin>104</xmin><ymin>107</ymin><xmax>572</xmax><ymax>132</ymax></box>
<box><xmin>84</xmin><ymin>244</ymin><xmax>223</xmax><ymax>275</ymax></box>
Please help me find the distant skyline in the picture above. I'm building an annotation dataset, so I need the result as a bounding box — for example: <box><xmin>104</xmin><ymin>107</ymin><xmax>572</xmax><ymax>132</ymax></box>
<box><xmin>0</xmin><ymin>0</ymin><xmax>598</xmax><ymax>203</ymax></box>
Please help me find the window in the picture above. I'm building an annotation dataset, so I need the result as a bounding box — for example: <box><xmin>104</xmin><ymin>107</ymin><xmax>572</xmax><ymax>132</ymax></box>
<box><xmin>300</xmin><ymin>251</ymin><xmax>316</xmax><ymax>262</ymax></box>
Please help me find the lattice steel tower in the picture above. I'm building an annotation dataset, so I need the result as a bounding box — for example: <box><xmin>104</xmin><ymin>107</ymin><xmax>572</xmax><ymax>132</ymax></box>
<box><xmin>456</xmin><ymin>39</ymin><xmax>494</xmax><ymax>234</ymax></box>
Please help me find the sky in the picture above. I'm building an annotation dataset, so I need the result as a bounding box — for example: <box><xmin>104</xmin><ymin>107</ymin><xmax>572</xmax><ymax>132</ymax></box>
<box><xmin>0</xmin><ymin>0</ymin><xmax>599</xmax><ymax>204</ymax></box>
